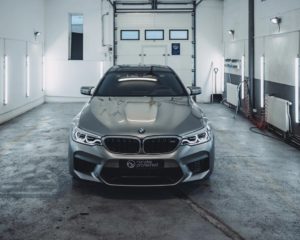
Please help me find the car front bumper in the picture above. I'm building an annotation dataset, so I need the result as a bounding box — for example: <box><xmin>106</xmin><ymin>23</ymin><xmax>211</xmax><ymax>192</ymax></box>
<box><xmin>68</xmin><ymin>135</ymin><xmax>214</xmax><ymax>187</ymax></box>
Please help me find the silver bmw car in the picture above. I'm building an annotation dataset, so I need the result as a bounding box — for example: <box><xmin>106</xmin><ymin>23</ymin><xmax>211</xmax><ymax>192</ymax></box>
<box><xmin>68</xmin><ymin>65</ymin><xmax>214</xmax><ymax>186</ymax></box>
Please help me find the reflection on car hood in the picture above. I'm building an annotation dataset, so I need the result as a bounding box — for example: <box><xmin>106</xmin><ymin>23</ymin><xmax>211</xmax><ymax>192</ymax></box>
<box><xmin>78</xmin><ymin>96</ymin><xmax>205</xmax><ymax>136</ymax></box>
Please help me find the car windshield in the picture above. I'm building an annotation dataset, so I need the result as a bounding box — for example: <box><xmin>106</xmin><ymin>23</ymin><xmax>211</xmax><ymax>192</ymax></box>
<box><xmin>94</xmin><ymin>70</ymin><xmax>187</xmax><ymax>97</ymax></box>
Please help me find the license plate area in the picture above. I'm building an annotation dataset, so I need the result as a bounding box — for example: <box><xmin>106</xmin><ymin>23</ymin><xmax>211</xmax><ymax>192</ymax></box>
<box><xmin>119</xmin><ymin>160</ymin><xmax>164</xmax><ymax>169</ymax></box>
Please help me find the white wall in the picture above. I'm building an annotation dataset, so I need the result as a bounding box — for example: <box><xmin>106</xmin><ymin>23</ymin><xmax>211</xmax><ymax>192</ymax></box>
<box><xmin>254</xmin><ymin>0</ymin><xmax>300</xmax><ymax>85</ymax></box>
<box><xmin>0</xmin><ymin>0</ymin><xmax>45</xmax><ymax>124</ymax></box>
<box><xmin>223</xmin><ymin>0</ymin><xmax>300</xmax><ymax>87</ymax></box>
<box><xmin>223</xmin><ymin>0</ymin><xmax>249</xmax><ymax>78</ymax></box>
<box><xmin>44</xmin><ymin>0</ymin><xmax>113</xmax><ymax>102</ymax></box>
<box><xmin>44</xmin><ymin>0</ymin><xmax>223</xmax><ymax>103</ymax></box>
<box><xmin>196</xmin><ymin>0</ymin><xmax>224</xmax><ymax>102</ymax></box>
<box><xmin>223</xmin><ymin>0</ymin><xmax>300</xmax><ymax>133</ymax></box>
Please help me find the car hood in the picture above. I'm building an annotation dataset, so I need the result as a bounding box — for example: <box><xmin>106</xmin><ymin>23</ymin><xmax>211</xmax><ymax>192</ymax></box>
<box><xmin>78</xmin><ymin>96</ymin><xmax>205</xmax><ymax>136</ymax></box>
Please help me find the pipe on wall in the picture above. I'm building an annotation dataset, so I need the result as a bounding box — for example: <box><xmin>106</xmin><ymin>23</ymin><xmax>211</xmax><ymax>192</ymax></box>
<box><xmin>101</xmin><ymin>12</ymin><xmax>109</xmax><ymax>47</ymax></box>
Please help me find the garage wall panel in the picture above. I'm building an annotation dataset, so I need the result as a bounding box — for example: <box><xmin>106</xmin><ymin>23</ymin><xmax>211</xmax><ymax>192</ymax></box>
<box><xmin>223</xmin><ymin>0</ymin><xmax>248</xmax><ymax>78</ymax></box>
<box><xmin>223</xmin><ymin>0</ymin><xmax>248</xmax><ymax>42</ymax></box>
<box><xmin>28</xmin><ymin>43</ymin><xmax>43</xmax><ymax>100</ymax></box>
<box><xmin>196</xmin><ymin>0</ymin><xmax>224</xmax><ymax>102</ymax></box>
<box><xmin>44</xmin><ymin>0</ymin><xmax>114</xmax><ymax>101</ymax></box>
<box><xmin>255</xmin><ymin>0</ymin><xmax>300</xmax><ymax>37</ymax></box>
<box><xmin>0</xmin><ymin>0</ymin><xmax>45</xmax><ymax>124</ymax></box>
<box><xmin>0</xmin><ymin>0</ymin><xmax>45</xmax><ymax>43</ymax></box>
<box><xmin>265</xmin><ymin>32</ymin><xmax>299</xmax><ymax>86</ymax></box>
<box><xmin>45</xmin><ymin>61</ymin><xmax>101</xmax><ymax>100</ymax></box>
<box><xmin>3</xmin><ymin>40</ymin><xmax>27</xmax><ymax>112</ymax></box>
<box><xmin>254</xmin><ymin>0</ymin><xmax>300</xmax><ymax>135</ymax></box>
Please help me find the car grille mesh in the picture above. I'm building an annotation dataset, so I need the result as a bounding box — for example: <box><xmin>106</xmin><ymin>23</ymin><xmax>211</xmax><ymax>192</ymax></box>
<box><xmin>103</xmin><ymin>137</ymin><xmax>180</xmax><ymax>154</ymax></box>
<box><xmin>143</xmin><ymin>138</ymin><xmax>180</xmax><ymax>153</ymax></box>
<box><xmin>104</xmin><ymin>138</ymin><xmax>140</xmax><ymax>154</ymax></box>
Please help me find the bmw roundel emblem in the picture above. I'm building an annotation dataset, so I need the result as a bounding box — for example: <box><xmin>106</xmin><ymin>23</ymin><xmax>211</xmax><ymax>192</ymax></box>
<box><xmin>138</xmin><ymin>128</ymin><xmax>146</xmax><ymax>134</ymax></box>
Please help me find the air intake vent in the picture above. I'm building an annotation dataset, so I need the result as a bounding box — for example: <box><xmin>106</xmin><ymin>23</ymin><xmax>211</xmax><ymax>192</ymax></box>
<box><xmin>100</xmin><ymin>160</ymin><xmax>183</xmax><ymax>186</ymax></box>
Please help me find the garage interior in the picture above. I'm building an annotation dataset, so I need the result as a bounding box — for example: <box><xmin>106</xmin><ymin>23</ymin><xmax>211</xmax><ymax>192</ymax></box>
<box><xmin>0</xmin><ymin>0</ymin><xmax>300</xmax><ymax>239</ymax></box>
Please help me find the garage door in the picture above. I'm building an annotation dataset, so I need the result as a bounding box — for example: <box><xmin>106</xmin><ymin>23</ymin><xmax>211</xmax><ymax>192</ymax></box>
<box><xmin>115</xmin><ymin>12</ymin><xmax>194</xmax><ymax>87</ymax></box>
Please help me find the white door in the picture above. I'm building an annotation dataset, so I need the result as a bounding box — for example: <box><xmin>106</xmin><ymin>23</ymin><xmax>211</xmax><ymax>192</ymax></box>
<box><xmin>115</xmin><ymin>12</ymin><xmax>194</xmax><ymax>86</ymax></box>
<box><xmin>142</xmin><ymin>45</ymin><xmax>167</xmax><ymax>65</ymax></box>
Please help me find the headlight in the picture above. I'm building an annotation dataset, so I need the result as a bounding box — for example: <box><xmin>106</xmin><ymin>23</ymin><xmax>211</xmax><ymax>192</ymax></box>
<box><xmin>72</xmin><ymin>127</ymin><xmax>102</xmax><ymax>146</ymax></box>
<box><xmin>181</xmin><ymin>127</ymin><xmax>211</xmax><ymax>146</ymax></box>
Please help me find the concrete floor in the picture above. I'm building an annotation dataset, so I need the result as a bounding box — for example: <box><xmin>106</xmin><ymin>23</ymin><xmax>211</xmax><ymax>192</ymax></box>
<box><xmin>0</xmin><ymin>103</ymin><xmax>299</xmax><ymax>240</ymax></box>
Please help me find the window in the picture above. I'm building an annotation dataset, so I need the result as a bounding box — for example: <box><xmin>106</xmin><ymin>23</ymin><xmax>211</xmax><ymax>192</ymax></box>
<box><xmin>121</xmin><ymin>30</ymin><xmax>140</xmax><ymax>40</ymax></box>
<box><xmin>69</xmin><ymin>14</ymin><xmax>83</xmax><ymax>60</ymax></box>
<box><xmin>169</xmin><ymin>30</ymin><xmax>189</xmax><ymax>40</ymax></box>
<box><xmin>145</xmin><ymin>30</ymin><xmax>164</xmax><ymax>40</ymax></box>
<box><xmin>95</xmin><ymin>70</ymin><xmax>187</xmax><ymax>97</ymax></box>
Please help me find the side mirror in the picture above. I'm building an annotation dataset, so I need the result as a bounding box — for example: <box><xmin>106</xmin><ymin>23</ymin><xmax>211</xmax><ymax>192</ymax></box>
<box><xmin>187</xmin><ymin>86</ymin><xmax>202</xmax><ymax>95</ymax></box>
<box><xmin>80</xmin><ymin>86</ymin><xmax>94</xmax><ymax>96</ymax></box>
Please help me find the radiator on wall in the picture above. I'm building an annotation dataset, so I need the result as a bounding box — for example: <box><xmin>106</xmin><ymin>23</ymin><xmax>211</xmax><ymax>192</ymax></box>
<box><xmin>266</xmin><ymin>95</ymin><xmax>292</xmax><ymax>132</ymax></box>
<box><xmin>226</xmin><ymin>83</ymin><xmax>239</xmax><ymax>106</ymax></box>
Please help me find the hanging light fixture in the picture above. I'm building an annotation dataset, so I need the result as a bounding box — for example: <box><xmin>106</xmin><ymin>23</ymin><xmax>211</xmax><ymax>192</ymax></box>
<box><xmin>270</xmin><ymin>17</ymin><xmax>282</xmax><ymax>32</ymax></box>
<box><xmin>228</xmin><ymin>30</ymin><xmax>235</xmax><ymax>40</ymax></box>
<box><xmin>34</xmin><ymin>31</ymin><xmax>41</xmax><ymax>40</ymax></box>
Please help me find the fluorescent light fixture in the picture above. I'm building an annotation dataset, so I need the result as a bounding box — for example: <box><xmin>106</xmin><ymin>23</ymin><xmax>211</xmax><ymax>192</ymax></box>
<box><xmin>42</xmin><ymin>56</ymin><xmax>46</xmax><ymax>91</ymax></box>
<box><xmin>221</xmin><ymin>57</ymin><xmax>225</xmax><ymax>92</ymax></box>
<box><xmin>26</xmin><ymin>55</ymin><xmax>30</xmax><ymax>97</ymax></box>
<box><xmin>118</xmin><ymin>77</ymin><xmax>157</xmax><ymax>82</ymax></box>
<box><xmin>270</xmin><ymin>17</ymin><xmax>281</xmax><ymax>24</ymax></box>
<box><xmin>260</xmin><ymin>55</ymin><xmax>265</xmax><ymax>108</ymax></box>
<box><xmin>295</xmin><ymin>57</ymin><xmax>299</xmax><ymax>123</ymax></box>
<box><xmin>100</xmin><ymin>61</ymin><xmax>104</xmax><ymax>78</ymax></box>
<box><xmin>241</xmin><ymin>55</ymin><xmax>245</xmax><ymax>99</ymax></box>
<box><xmin>3</xmin><ymin>55</ymin><xmax>8</xmax><ymax>105</ymax></box>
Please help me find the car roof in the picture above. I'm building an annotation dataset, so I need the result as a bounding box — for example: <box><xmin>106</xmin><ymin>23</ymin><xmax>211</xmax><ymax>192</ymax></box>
<box><xmin>108</xmin><ymin>65</ymin><xmax>173</xmax><ymax>73</ymax></box>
